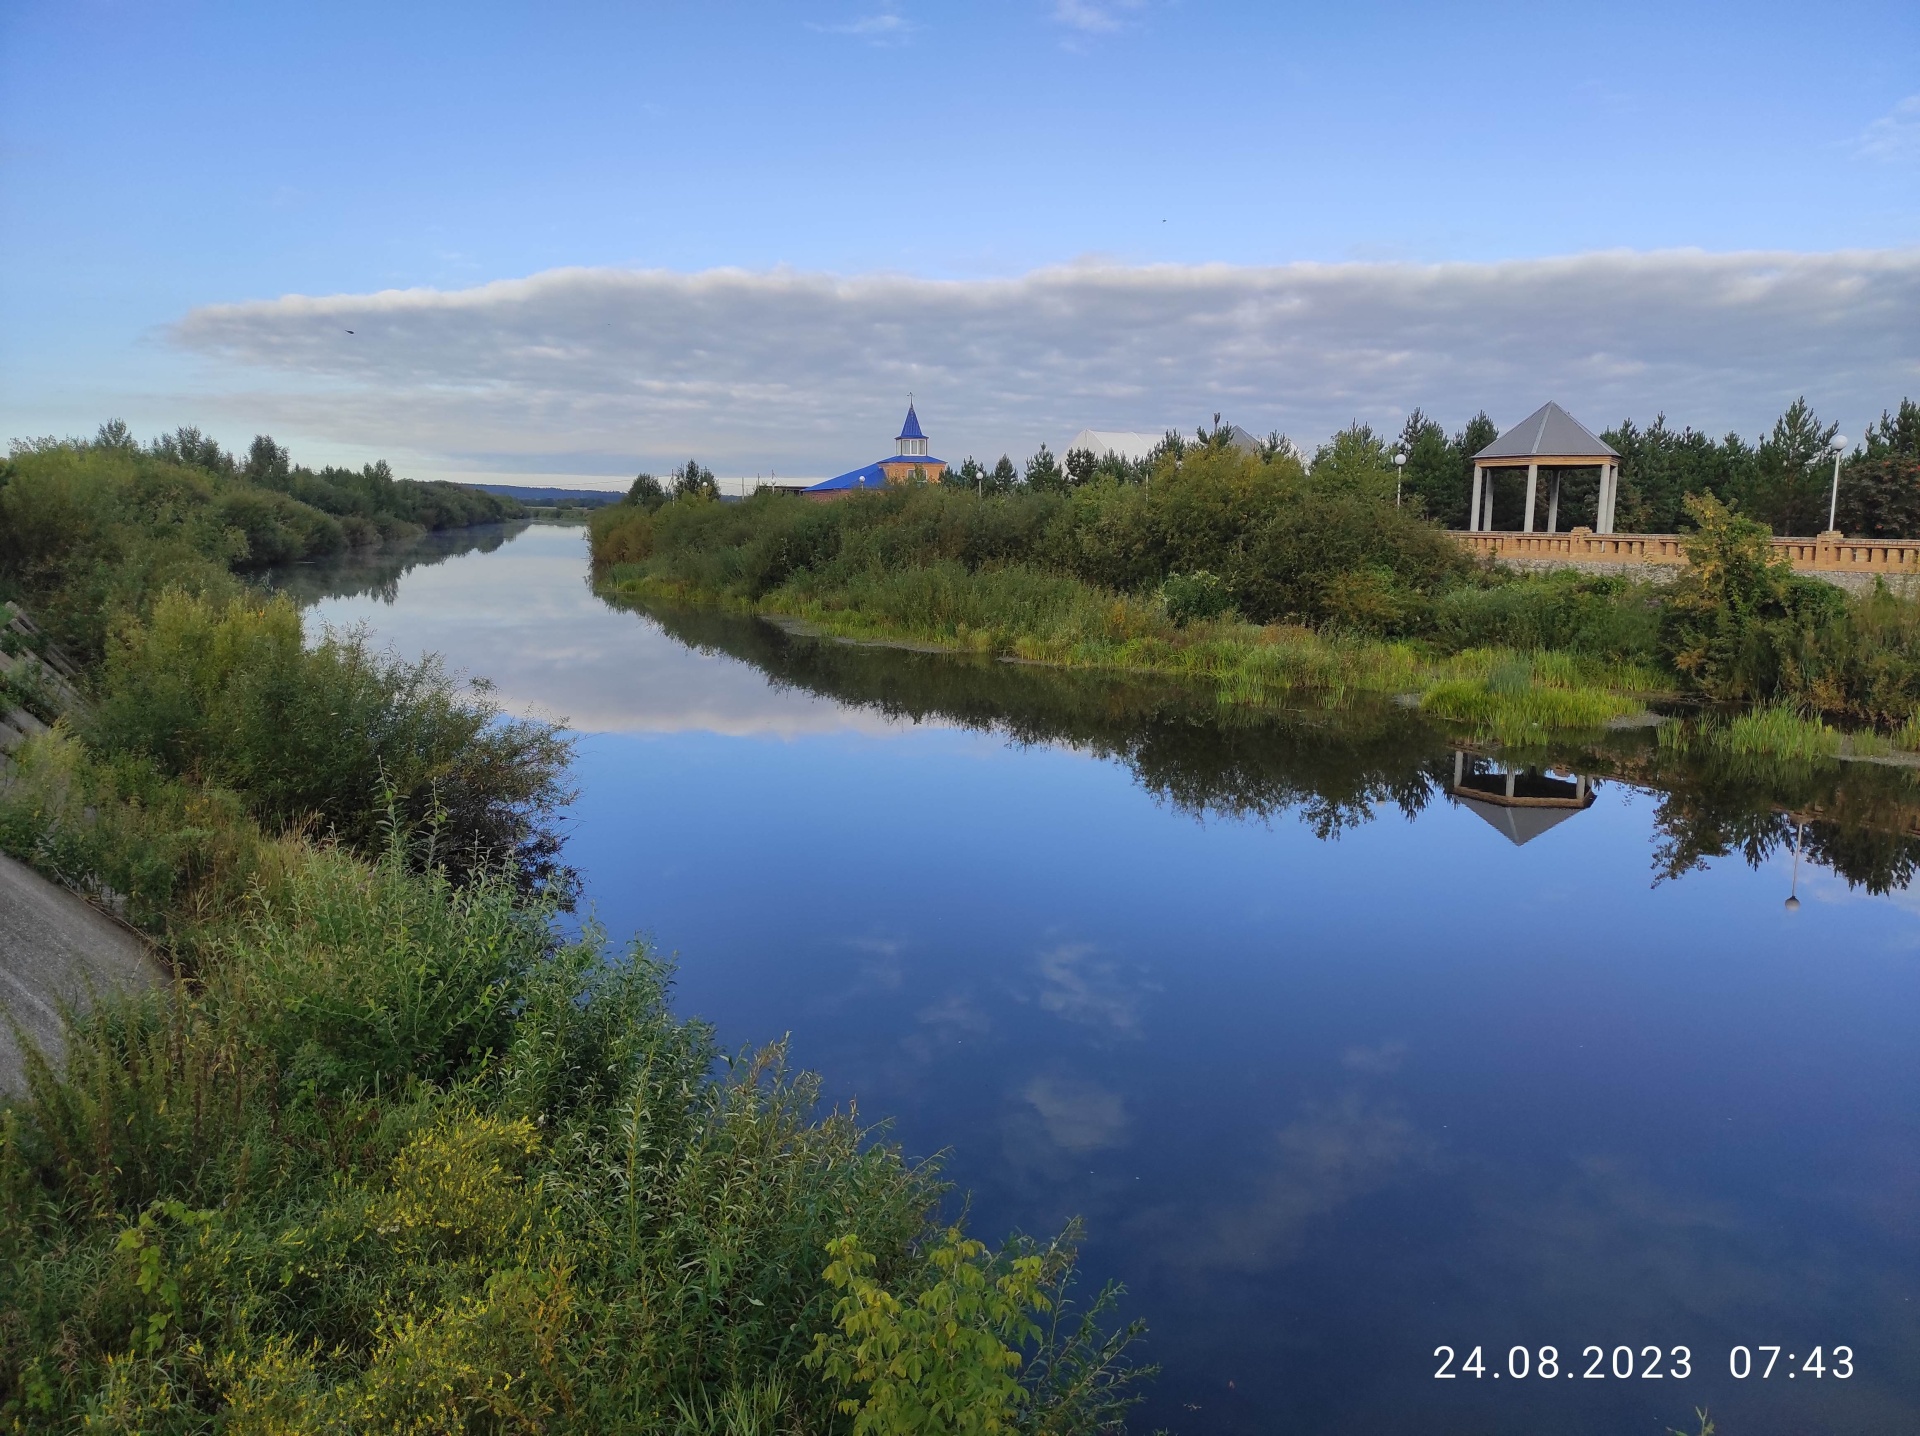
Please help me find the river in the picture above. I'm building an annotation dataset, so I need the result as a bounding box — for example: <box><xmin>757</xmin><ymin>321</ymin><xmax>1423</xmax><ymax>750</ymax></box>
<box><xmin>285</xmin><ymin>520</ymin><xmax>1920</xmax><ymax>1436</ymax></box>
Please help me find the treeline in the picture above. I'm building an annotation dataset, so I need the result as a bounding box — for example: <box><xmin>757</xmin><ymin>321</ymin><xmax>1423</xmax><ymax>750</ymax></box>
<box><xmin>926</xmin><ymin>399</ymin><xmax>1920</xmax><ymax>539</ymax></box>
<box><xmin>590</xmin><ymin>444</ymin><xmax>1920</xmax><ymax>730</ymax></box>
<box><xmin>1</xmin><ymin>422</ymin><xmax>522</xmax><ymax>659</ymax></box>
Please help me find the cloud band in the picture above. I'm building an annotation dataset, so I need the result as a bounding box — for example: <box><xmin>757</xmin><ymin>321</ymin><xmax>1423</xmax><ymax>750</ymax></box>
<box><xmin>172</xmin><ymin>249</ymin><xmax>1920</xmax><ymax>476</ymax></box>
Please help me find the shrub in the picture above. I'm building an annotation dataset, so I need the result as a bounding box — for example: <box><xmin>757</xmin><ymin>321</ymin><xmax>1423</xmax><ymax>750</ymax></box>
<box><xmin>1663</xmin><ymin>493</ymin><xmax>1847</xmax><ymax>702</ymax></box>
<box><xmin>0</xmin><ymin>842</ymin><xmax>1147</xmax><ymax>1433</ymax></box>
<box><xmin>1430</xmin><ymin>572</ymin><xmax>1664</xmax><ymax>664</ymax></box>
<box><xmin>1160</xmin><ymin>570</ymin><xmax>1233</xmax><ymax>626</ymax></box>
<box><xmin>87</xmin><ymin>590</ymin><xmax>574</xmax><ymax>894</ymax></box>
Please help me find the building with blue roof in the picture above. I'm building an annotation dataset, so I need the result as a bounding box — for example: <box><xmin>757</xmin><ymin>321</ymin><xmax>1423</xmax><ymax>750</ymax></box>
<box><xmin>806</xmin><ymin>402</ymin><xmax>948</xmax><ymax>498</ymax></box>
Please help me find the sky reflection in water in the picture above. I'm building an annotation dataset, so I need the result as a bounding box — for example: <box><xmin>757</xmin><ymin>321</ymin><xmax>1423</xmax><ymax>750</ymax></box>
<box><xmin>302</xmin><ymin>523</ymin><xmax>1920</xmax><ymax>1436</ymax></box>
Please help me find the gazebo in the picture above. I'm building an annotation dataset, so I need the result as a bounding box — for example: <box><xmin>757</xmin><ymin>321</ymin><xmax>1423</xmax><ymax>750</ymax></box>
<box><xmin>1447</xmin><ymin>752</ymin><xmax>1595</xmax><ymax>846</ymax></box>
<box><xmin>1468</xmin><ymin>402</ymin><xmax>1621</xmax><ymax>535</ymax></box>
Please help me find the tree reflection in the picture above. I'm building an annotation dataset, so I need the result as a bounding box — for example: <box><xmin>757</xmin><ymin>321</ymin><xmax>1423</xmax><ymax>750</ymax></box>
<box><xmin>612</xmin><ymin>595</ymin><xmax>1920</xmax><ymax>895</ymax></box>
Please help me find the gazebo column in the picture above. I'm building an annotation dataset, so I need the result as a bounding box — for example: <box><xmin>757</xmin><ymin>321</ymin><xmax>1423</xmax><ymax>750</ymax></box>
<box><xmin>1547</xmin><ymin>472</ymin><xmax>1561</xmax><ymax>533</ymax></box>
<box><xmin>1598</xmin><ymin>462</ymin><xmax>1618</xmax><ymax>534</ymax></box>
<box><xmin>1482</xmin><ymin>470</ymin><xmax>1495</xmax><ymax>531</ymax></box>
<box><xmin>1468</xmin><ymin>464</ymin><xmax>1485</xmax><ymax>532</ymax></box>
<box><xmin>1523</xmin><ymin>462</ymin><xmax>1539</xmax><ymax>533</ymax></box>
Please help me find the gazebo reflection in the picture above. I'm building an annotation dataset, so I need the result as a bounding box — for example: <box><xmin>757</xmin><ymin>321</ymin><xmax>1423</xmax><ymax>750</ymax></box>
<box><xmin>1448</xmin><ymin>751</ymin><xmax>1596</xmax><ymax>845</ymax></box>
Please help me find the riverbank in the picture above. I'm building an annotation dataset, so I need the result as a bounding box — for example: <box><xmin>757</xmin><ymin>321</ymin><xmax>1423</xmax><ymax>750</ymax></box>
<box><xmin>604</xmin><ymin>566</ymin><xmax>1665</xmax><ymax>742</ymax></box>
<box><xmin>1</xmin><ymin>463</ymin><xmax>1151</xmax><ymax>1428</ymax></box>
<box><xmin>588</xmin><ymin>468</ymin><xmax>1920</xmax><ymax>750</ymax></box>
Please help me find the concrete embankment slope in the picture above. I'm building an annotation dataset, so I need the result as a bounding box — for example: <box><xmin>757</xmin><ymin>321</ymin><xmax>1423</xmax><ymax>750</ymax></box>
<box><xmin>0</xmin><ymin>852</ymin><xmax>164</xmax><ymax>1096</ymax></box>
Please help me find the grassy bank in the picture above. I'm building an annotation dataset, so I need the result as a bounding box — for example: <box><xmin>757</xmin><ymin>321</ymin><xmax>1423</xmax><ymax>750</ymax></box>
<box><xmin>590</xmin><ymin>457</ymin><xmax>1920</xmax><ymax>752</ymax></box>
<box><xmin>0</xmin><ymin>828</ymin><xmax>1143</xmax><ymax>1432</ymax></box>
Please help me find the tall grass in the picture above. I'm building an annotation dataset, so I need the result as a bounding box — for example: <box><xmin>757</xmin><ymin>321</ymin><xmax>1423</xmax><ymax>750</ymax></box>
<box><xmin>0</xmin><ymin>840</ymin><xmax>1148</xmax><ymax>1432</ymax></box>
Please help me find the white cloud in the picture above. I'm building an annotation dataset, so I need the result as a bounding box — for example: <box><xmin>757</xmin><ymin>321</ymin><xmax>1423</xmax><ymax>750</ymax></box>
<box><xmin>169</xmin><ymin>249</ymin><xmax>1920</xmax><ymax>479</ymax></box>
<box><xmin>1858</xmin><ymin>95</ymin><xmax>1920</xmax><ymax>163</ymax></box>
<box><xmin>808</xmin><ymin>9</ymin><xmax>915</xmax><ymax>41</ymax></box>
<box><xmin>1052</xmin><ymin>0</ymin><xmax>1144</xmax><ymax>34</ymax></box>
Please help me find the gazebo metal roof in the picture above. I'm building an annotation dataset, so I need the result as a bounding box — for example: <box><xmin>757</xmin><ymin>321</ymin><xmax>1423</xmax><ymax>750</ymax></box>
<box><xmin>1474</xmin><ymin>402</ymin><xmax>1618</xmax><ymax>463</ymax></box>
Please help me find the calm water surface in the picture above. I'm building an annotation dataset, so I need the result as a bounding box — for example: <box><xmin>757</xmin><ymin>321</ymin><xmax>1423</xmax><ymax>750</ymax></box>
<box><xmin>296</xmin><ymin>523</ymin><xmax>1920</xmax><ymax>1436</ymax></box>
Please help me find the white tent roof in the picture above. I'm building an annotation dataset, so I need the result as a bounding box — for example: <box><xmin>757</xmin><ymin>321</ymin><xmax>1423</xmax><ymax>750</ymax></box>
<box><xmin>1064</xmin><ymin>429</ymin><xmax>1166</xmax><ymax>463</ymax></box>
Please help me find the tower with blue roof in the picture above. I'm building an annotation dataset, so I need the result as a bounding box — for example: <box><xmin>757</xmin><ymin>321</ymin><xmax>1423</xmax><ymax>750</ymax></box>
<box><xmin>805</xmin><ymin>400</ymin><xmax>948</xmax><ymax>497</ymax></box>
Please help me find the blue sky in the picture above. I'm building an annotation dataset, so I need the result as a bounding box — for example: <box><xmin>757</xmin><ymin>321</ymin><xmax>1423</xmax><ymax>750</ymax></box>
<box><xmin>3</xmin><ymin>0</ymin><xmax>1917</xmax><ymax>482</ymax></box>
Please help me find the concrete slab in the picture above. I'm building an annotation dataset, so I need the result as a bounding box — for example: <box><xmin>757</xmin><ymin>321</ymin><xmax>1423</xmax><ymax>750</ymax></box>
<box><xmin>0</xmin><ymin>852</ymin><xmax>165</xmax><ymax>1096</ymax></box>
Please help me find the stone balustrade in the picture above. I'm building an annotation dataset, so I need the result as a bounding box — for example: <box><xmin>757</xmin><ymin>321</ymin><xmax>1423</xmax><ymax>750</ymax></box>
<box><xmin>1451</xmin><ymin>528</ymin><xmax>1920</xmax><ymax>577</ymax></box>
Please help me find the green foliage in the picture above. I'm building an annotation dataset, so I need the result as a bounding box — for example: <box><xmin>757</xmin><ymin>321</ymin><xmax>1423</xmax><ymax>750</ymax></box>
<box><xmin>809</xmin><ymin>1225</ymin><xmax>1151</xmax><ymax>1436</ymax></box>
<box><xmin>1160</xmin><ymin>570</ymin><xmax>1233</xmax><ymax>626</ymax></box>
<box><xmin>626</xmin><ymin>472</ymin><xmax>667</xmax><ymax>510</ymax></box>
<box><xmin>1418</xmin><ymin>656</ymin><xmax>1642</xmax><ymax>740</ymax></box>
<box><xmin>0</xmin><ymin>429</ymin><xmax>519</xmax><ymax>660</ymax></box>
<box><xmin>1664</xmin><ymin>493</ymin><xmax>1846</xmax><ymax>702</ymax></box>
<box><xmin>1604</xmin><ymin>415</ymin><xmax>1754</xmax><ymax>535</ymax></box>
<box><xmin>673</xmin><ymin>459</ymin><xmax>720</xmax><ymax>501</ymax></box>
<box><xmin>86</xmin><ymin>589</ymin><xmax>574</xmax><ymax>894</ymax></box>
<box><xmin>1024</xmin><ymin>445</ymin><xmax>1065</xmax><ymax>494</ymax></box>
<box><xmin>1733</xmin><ymin>397</ymin><xmax>1840</xmax><ymax>536</ymax></box>
<box><xmin>0</xmin><ymin>728</ymin><xmax>268</xmax><ymax>935</ymax></box>
<box><xmin>1834</xmin><ymin>452</ymin><xmax>1920</xmax><ymax>538</ymax></box>
<box><xmin>810</xmin><ymin>1229</ymin><xmax>1041</xmax><ymax>1436</ymax></box>
<box><xmin>0</xmin><ymin>837</ymin><xmax>1144</xmax><ymax>1432</ymax></box>
<box><xmin>594</xmin><ymin>448</ymin><xmax>1469</xmax><ymax>634</ymax></box>
<box><xmin>1308</xmin><ymin>422</ymin><xmax>1395</xmax><ymax>499</ymax></box>
<box><xmin>1429</xmin><ymin>571</ymin><xmax>1664</xmax><ymax>664</ymax></box>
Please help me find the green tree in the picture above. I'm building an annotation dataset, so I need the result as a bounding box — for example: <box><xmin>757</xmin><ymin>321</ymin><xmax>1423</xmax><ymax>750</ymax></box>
<box><xmin>1064</xmin><ymin>447</ymin><xmax>1096</xmax><ymax>487</ymax></box>
<box><xmin>1731</xmin><ymin>398</ymin><xmax>1838</xmax><ymax>536</ymax></box>
<box><xmin>1309</xmin><ymin>422</ymin><xmax>1394</xmax><ymax>499</ymax></box>
<box><xmin>627</xmin><ymin>472</ymin><xmax>667</xmax><ymax>510</ymax></box>
<box><xmin>1397</xmin><ymin>410</ymin><xmax>1458</xmax><ymax>524</ymax></box>
<box><xmin>1025</xmin><ymin>445</ymin><xmax>1065</xmax><ymax>493</ymax></box>
<box><xmin>93</xmin><ymin>418</ymin><xmax>138</xmax><ymax>451</ymax></box>
<box><xmin>988</xmin><ymin>456</ymin><xmax>1019</xmax><ymax>495</ymax></box>
<box><xmin>1865</xmin><ymin>398</ymin><xmax>1920</xmax><ymax>459</ymax></box>
<box><xmin>243</xmin><ymin>434</ymin><xmax>292</xmax><ymax>489</ymax></box>
<box><xmin>672</xmin><ymin>459</ymin><xmax>719</xmax><ymax>502</ymax></box>
<box><xmin>1452</xmin><ymin>412</ymin><xmax>1500</xmax><ymax>527</ymax></box>
<box><xmin>1603</xmin><ymin>416</ymin><xmax>1752</xmax><ymax>534</ymax></box>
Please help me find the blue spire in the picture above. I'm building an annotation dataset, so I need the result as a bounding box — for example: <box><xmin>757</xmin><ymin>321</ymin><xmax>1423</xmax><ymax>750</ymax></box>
<box><xmin>897</xmin><ymin>402</ymin><xmax>925</xmax><ymax>442</ymax></box>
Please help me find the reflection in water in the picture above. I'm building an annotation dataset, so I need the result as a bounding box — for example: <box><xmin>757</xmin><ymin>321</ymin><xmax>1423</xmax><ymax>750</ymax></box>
<box><xmin>264</xmin><ymin>520</ymin><xmax>532</xmax><ymax>607</ymax></box>
<box><xmin>1446</xmin><ymin>753</ymin><xmax>1596</xmax><ymax>847</ymax></box>
<box><xmin>626</xmin><ymin>594</ymin><xmax>1920</xmax><ymax>899</ymax></box>
<box><xmin>283</xmin><ymin>523</ymin><xmax>1920</xmax><ymax>1435</ymax></box>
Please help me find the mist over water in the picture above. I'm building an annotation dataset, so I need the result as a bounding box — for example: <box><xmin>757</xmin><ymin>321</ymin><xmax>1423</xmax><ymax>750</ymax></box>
<box><xmin>296</xmin><ymin>523</ymin><xmax>1920</xmax><ymax>1436</ymax></box>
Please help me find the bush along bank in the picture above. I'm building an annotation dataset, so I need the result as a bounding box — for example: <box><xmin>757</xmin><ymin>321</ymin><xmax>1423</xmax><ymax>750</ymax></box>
<box><xmin>0</xmin><ymin>423</ymin><xmax>523</xmax><ymax>662</ymax></box>
<box><xmin>1</xmin><ymin>484</ymin><xmax>1151</xmax><ymax>1432</ymax></box>
<box><xmin>589</xmin><ymin>451</ymin><xmax>1920</xmax><ymax>752</ymax></box>
<box><xmin>0</xmin><ymin>834</ymin><xmax>1148</xmax><ymax>1433</ymax></box>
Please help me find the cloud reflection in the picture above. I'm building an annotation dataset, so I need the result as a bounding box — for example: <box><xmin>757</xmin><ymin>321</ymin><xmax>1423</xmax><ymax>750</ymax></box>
<box><xmin>1023</xmin><ymin>1074</ymin><xmax>1131</xmax><ymax>1154</ymax></box>
<box><xmin>1172</xmin><ymin>1092</ymin><xmax>1434</xmax><ymax>1272</ymax></box>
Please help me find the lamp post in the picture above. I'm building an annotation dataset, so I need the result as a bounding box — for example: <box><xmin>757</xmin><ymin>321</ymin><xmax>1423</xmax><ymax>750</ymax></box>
<box><xmin>1825</xmin><ymin>434</ymin><xmax>1849</xmax><ymax>536</ymax></box>
<box><xmin>1393</xmin><ymin>450</ymin><xmax>1407</xmax><ymax>508</ymax></box>
<box><xmin>1785</xmin><ymin>818</ymin><xmax>1803</xmax><ymax>912</ymax></box>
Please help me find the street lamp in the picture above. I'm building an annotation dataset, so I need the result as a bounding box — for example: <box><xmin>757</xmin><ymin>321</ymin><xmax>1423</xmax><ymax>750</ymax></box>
<box><xmin>1393</xmin><ymin>450</ymin><xmax>1407</xmax><ymax>508</ymax></box>
<box><xmin>1785</xmin><ymin>818</ymin><xmax>1803</xmax><ymax>912</ymax></box>
<box><xmin>1825</xmin><ymin>433</ymin><xmax>1849</xmax><ymax>536</ymax></box>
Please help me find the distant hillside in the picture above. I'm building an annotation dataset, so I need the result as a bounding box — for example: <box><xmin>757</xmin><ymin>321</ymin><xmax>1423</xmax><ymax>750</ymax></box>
<box><xmin>466</xmin><ymin>484</ymin><xmax>623</xmax><ymax>508</ymax></box>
